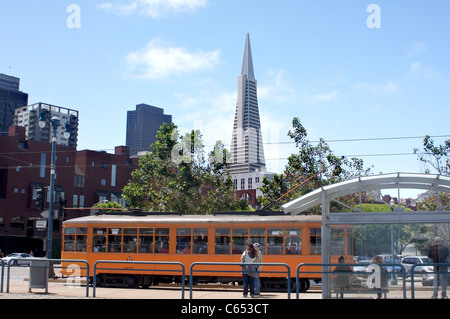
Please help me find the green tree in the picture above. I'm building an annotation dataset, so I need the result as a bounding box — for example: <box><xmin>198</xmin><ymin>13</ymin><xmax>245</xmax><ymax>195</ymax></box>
<box><xmin>259</xmin><ymin>117</ymin><xmax>373</xmax><ymax>211</ymax></box>
<box><xmin>122</xmin><ymin>123</ymin><xmax>249</xmax><ymax>214</ymax></box>
<box><xmin>414</xmin><ymin>135</ymin><xmax>450</xmax><ymax>175</ymax></box>
<box><xmin>93</xmin><ymin>201</ymin><xmax>124</xmax><ymax>212</ymax></box>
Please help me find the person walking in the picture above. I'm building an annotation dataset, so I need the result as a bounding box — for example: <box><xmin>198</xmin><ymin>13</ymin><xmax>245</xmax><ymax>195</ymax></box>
<box><xmin>241</xmin><ymin>243</ymin><xmax>257</xmax><ymax>298</ymax></box>
<box><xmin>428</xmin><ymin>237</ymin><xmax>449</xmax><ymax>299</ymax></box>
<box><xmin>253</xmin><ymin>243</ymin><xmax>263</xmax><ymax>297</ymax></box>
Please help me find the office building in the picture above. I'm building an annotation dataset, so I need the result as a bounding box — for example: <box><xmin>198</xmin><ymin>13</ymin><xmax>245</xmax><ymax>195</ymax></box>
<box><xmin>0</xmin><ymin>74</ymin><xmax>29</xmax><ymax>134</ymax></box>
<box><xmin>126</xmin><ymin>103</ymin><xmax>172</xmax><ymax>156</ymax></box>
<box><xmin>229</xmin><ymin>34</ymin><xmax>266</xmax><ymax>175</ymax></box>
<box><xmin>229</xmin><ymin>34</ymin><xmax>273</xmax><ymax>208</ymax></box>
<box><xmin>14</xmin><ymin>102</ymin><xmax>79</xmax><ymax>148</ymax></box>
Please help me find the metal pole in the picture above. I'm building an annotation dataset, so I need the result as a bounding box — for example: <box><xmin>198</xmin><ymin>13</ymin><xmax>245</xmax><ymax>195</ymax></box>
<box><xmin>47</xmin><ymin>120</ymin><xmax>59</xmax><ymax>258</ymax></box>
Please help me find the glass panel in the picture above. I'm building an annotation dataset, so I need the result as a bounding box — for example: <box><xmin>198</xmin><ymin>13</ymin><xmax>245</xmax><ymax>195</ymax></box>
<box><xmin>310</xmin><ymin>228</ymin><xmax>321</xmax><ymax>255</ymax></box>
<box><xmin>139</xmin><ymin>228</ymin><xmax>153</xmax><ymax>235</ymax></box>
<box><xmin>155</xmin><ymin>228</ymin><xmax>169</xmax><ymax>253</ymax></box>
<box><xmin>93</xmin><ymin>235</ymin><xmax>106</xmax><ymax>252</ymax></box>
<box><xmin>233</xmin><ymin>228</ymin><xmax>248</xmax><ymax>235</ymax></box>
<box><xmin>76</xmin><ymin>227</ymin><xmax>87</xmax><ymax>234</ymax></box>
<box><xmin>65</xmin><ymin>227</ymin><xmax>75</xmax><ymax>235</ymax></box>
<box><xmin>177</xmin><ymin>228</ymin><xmax>191</xmax><ymax>254</ymax></box>
<box><xmin>108</xmin><ymin>228</ymin><xmax>122</xmax><ymax>252</ymax></box>
<box><xmin>123</xmin><ymin>228</ymin><xmax>137</xmax><ymax>253</ymax></box>
<box><xmin>215</xmin><ymin>228</ymin><xmax>231</xmax><ymax>254</ymax></box>
<box><xmin>64</xmin><ymin>235</ymin><xmax>75</xmax><ymax>251</ymax></box>
<box><xmin>123</xmin><ymin>228</ymin><xmax>137</xmax><ymax>235</ymax></box>
<box><xmin>76</xmin><ymin>235</ymin><xmax>87</xmax><ymax>252</ymax></box>
<box><xmin>193</xmin><ymin>229</ymin><xmax>208</xmax><ymax>254</ymax></box>
<box><xmin>232</xmin><ymin>228</ymin><xmax>248</xmax><ymax>254</ymax></box>
<box><xmin>177</xmin><ymin>228</ymin><xmax>191</xmax><ymax>235</ymax></box>
<box><xmin>139</xmin><ymin>229</ymin><xmax>153</xmax><ymax>253</ymax></box>
<box><xmin>285</xmin><ymin>228</ymin><xmax>302</xmax><ymax>255</ymax></box>
<box><xmin>94</xmin><ymin>228</ymin><xmax>106</xmax><ymax>234</ymax></box>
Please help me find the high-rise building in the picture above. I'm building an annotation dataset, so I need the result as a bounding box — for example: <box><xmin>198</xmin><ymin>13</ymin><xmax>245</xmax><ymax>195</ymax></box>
<box><xmin>230</xmin><ymin>34</ymin><xmax>266</xmax><ymax>175</ymax></box>
<box><xmin>126</xmin><ymin>103</ymin><xmax>172</xmax><ymax>157</ymax></box>
<box><xmin>14</xmin><ymin>102</ymin><xmax>79</xmax><ymax>148</ymax></box>
<box><xmin>0</xmin><ymin>74</ymin><xmax>29</xmax><ymax>134</ymax></box>
<box><xmin>229</xmin><ymin>34</ymin><xmax>273</xmax><ymax>208</ymax></box>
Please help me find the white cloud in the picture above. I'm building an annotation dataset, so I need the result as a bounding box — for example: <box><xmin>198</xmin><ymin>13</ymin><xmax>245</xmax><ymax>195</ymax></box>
<box><xmin>125</xmin><ymin>39</ymin><xmax>220</xmax><ymax>79</ymax></box>
<box><xmin>354</xmin><ymin>81</ymin><xmax>398</xmax><ymax>95</ymax></box>
<box><xmin>258</xmin><ymin>69</ymin><xmax>296</xmax><ymax>103</ymax></box>
<box><xmin>99</xmin><ymin>0</ymin><xmax>207</xmax><ymax>18</ymax></box>
<box><xmin>408</xmin><ymin>41</ymin><xmax>427</xmax><ymax>56</ymax></box>
<box><xmin>408</xmin><ymin>61</ymin><xmax>441</xmax><ymax>79</ymax></box>
<box><xmin>307</xmin><ymin>89</ymin><xmax>341</xmax><ymax>102</ymax></box>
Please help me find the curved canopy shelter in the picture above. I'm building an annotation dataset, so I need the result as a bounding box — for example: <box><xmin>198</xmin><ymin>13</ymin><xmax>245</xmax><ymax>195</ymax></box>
<box><xmin>282</xmin><ymin>172</ymin><xmax>450</xmax><ymax>224</ymax></box>
<box><xmin>282</xmin><ymin>172</ymin><xmax>450</xmax><ymax>298</ymax></box>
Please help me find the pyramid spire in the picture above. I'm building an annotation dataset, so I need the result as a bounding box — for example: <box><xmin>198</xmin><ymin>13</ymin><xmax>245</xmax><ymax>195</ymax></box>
<box><xmin>241</xmin><ymin>33</ymin><xmax>255</xmax><ymax>79</ymax></box>
<box><xmin>230</xmin><ymin>34</ymin><xmax>265</xmax><ymax>175</ymax></box>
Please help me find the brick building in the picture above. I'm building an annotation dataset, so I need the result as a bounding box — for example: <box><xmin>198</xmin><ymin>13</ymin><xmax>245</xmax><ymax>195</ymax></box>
<box><xmin>0</xmin><ymin>126</ymin><xmax>138</xmax><ymax>257</ymax></box>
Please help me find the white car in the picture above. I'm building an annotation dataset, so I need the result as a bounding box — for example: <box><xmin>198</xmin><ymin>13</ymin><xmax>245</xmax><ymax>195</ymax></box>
<box><xmin>401</xmin><ymin>256</ymin><xmax>433</xmax><ymax>277</ymax></box>
<box><xmin>1</xmin><ymin>253</ymin><xmax>34</xmax><ymax>266</ymax></box>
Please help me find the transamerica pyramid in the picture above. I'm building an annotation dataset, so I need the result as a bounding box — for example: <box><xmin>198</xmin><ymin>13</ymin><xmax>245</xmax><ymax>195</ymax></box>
<box><xmin>229</xmin><ymin>34</ymin><xmax>266</xmax><ymax>175</ymax></box>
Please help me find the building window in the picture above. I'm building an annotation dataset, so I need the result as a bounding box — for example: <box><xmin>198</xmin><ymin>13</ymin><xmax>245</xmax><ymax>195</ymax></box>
<box><xmin>240</xmin><ymin>178</ymin><xmax>245</xmax><ymax>190</ymax></box>
<box><xmin>73</xmin><ymin>195</ymin><xmax>78</xmax><ymax>207</ymax></box>
<box><xmin>248</xmin><ymin>177</ymin><xmax>252</xmax><ymax>189</ymax></box>
<box><xmin>101</xmin><ymin>179</ymin><xmax>106</xmax><ymax>186</ymax></box>
<box><xmin>111</xmin><ymin>164</ymin><xmax>116</xmax><ymax>187</ymax></box>
<box><xmin>40</xmin><ymin>153</ymin><xmax>46</xmax><ymax>178</ymax></box>
<box><xmin>10</xmin><ymin>216</ymin><xmax>25</xmax><ymax>230</ymax></box>
<box><xmin>0</xmin><ymin>169</ymin><xmax>7</xmax><ymax>198</ymax></box>
<box><xmin>79</xmin><ymin>195</ymin><xmax>84</xmax><ymax>208</ymax></box>
<box><xmin>74</xmin><ymin>175</ymin><xmax>85</xmax><ymax>188</ymax></box>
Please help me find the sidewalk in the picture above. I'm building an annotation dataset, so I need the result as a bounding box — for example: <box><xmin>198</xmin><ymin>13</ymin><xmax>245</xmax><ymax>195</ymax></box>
<box><xmin>1</xmin><ymin>280</ymin><xmax>436</xmax><ymax>299</ymax></box>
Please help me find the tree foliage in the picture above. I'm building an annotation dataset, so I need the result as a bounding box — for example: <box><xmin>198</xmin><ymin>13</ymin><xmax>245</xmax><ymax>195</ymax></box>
<box><xmin>414</xmin><ymin>135</ymin><xmax>450</xmax><ymax>175</ymax></box>
<box><xmin>258</xmin><ymin>117</ymin><xmax>373</xmax><ymax>211</ymax></box>
<box><xmin>122</xmin><ymin>123</ymin><xmax>249</xmax><ymax>214</ymax></box>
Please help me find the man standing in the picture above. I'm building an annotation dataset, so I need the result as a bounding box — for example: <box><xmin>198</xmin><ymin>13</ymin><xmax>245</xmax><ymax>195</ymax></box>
<box><xmin>428</xmin><ymin>237</ymin><xmax>449</xmax><ymax>299</ymax></box>
<box><xmin>253</xmin><ymin>243</ymin><xmax>263</xmax><ymax>297</ymax></box>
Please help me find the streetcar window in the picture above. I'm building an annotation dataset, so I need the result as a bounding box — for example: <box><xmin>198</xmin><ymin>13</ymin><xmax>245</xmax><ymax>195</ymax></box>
<box><xmin>76</xmin><ymin>228</ymin><xmax>87</xmax><ymax>252</ymax></box>
<box><xmin>285</xmin><ymin>228</ymin><xmax>301</xmax><ymax>255</ymax></box>
<box><xmin>77</xmin><ymin>227</ymin><xmax>88</xmax><ymax>234</ymax></box>
<box><xmin>65</xmin><ymin>227</ymin><xmax>75</xmax><ymax>234</ymax></box>
<box><xmin>330</xmin><ymin>228</ymin><xmax>345</xmax><ymax>255</ymax></box>
<box><xmin>155</xmin><ymin>228</ymin><xmax>169</xmax><ymax>253</ymax></box>
<box><xmin>63</xmin><ymin>227</ymin><xmax>87</xmax><ymax>252</ymax></box>
<box><xmin>232</xmin><ymin>228</ymin><xmax>248</xmax><ymax>254</ymax></box>
<box><xmin>108</xmin><ymin>228</ymin><xmax>122</xmax><ymax>252</ymax></box>
<box><xmin>64</xmin><ymin>228</ymin><xmax>75</xmax><ymax>252</ymax></box>
<box><xmin>139</xmin><ymin>228</ymin><xmax>153</xmax><ymax>253</ymax></box>
<box><xmin>193</xmin><ymin>228</ymin><xmax>208</xmax><ymax>254</ymax></box>
<box><xmin>310</xmin><ymin>228</ymin><xmax>321</xmax><ymax>255</ymax></box>
<box><xmin>177</xmin><ymin>228</ymin><xmax>191</xmax><ymax>254</ymax></box>
<box><xmin>250</xmin><ymin>228</ymin><xmax>266</xmax><ymax>254</ymax></box>
<box><xmin>123</xmin><ymin>228</ymin><xmax>137</xmax><ymax>253</ymax></box>
<box><xmin>268</xmin><ymin>228</ymin><xmax>283</xmax><ymax>255</ymax></box>
<box><xmin>93</xmin><ymin>228</ymin><xmax>107</xmax><ymax>252</ymax></box>
<box><xmin>215</xmin><ymin>228</ymin><xmax>231</xmax><ymax>254</ymax></box>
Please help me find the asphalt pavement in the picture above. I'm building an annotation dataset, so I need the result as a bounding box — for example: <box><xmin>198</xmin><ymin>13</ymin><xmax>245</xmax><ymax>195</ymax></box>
<box><xmin>0</xmin><ymin>265</ymin><xmax>441</xmax><ymax>300</ymax></box>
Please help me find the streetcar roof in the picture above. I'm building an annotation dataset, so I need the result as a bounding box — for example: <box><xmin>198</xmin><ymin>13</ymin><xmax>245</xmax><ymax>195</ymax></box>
<box><xmin>63</xmin><ymin>213</ymin><xmax>322</xmax><ymax>226</ymax></box>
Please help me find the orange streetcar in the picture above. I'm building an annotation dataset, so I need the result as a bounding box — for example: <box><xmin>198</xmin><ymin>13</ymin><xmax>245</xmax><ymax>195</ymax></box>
<box><xmin>61</xmin><ymin>212</ymin><xmax>353</xmax><ymax>292</ymax></box>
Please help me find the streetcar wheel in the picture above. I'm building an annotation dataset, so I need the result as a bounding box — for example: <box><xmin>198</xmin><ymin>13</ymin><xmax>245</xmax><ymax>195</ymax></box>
<box><xmin>296</xmin><ymin>279</ymin><xmax>310</xmax><ymax>293</ymax></box>
<box><xmin>125</xmin><ymin>275</ymin><xmax>139</xmax><ymax>288</ymax></box>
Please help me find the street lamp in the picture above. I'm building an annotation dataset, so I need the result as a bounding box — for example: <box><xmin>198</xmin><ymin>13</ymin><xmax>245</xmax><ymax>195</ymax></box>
<box><xmin>39</xmin><ymin>109</ymin><xmax>71</xmax><ymax>258</ymax></box>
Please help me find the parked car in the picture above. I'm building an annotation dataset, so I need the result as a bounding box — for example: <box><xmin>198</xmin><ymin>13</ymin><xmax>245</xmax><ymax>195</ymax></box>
<box><xmin>1</xmin><ymin>253</ymin><xmax>34</xmax><ymax>266</ymax></box>
<box><xmin>352</xmin><ymin>261</ymin><xmax>371</xmax><ymax>280</ymax></box>
<box><xmin>401</xmin><ymin>256</ymin><xmax>433</xmax><ymax>277</ymax></box>
<box><xmin>422</xmin><ymin>273</ymin><xmax>450</xmax><ymax>287</ymax></box>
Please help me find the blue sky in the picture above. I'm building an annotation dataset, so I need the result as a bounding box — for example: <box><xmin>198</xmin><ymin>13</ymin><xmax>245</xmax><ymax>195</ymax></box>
<box><xmin>1</xmin><ymin>0</ymin><xmax>449</xmax><ymax>198</ymax></box>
